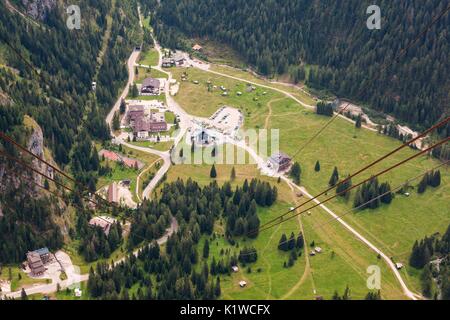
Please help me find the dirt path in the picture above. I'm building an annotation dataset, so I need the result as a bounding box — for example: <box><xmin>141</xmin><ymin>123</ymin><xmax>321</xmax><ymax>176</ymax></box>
<box><xmin>281</xmin><ymin>182</ymin><xmax>316</xmax><ymax>299</ymax></box>
<box><xmin>135</xmin><ymin>158</ymin><xmax>161</xmax><ymax>202</ymax></box>
<box><xmin>264</xmin><ymin>98</ymin><xmax>284</xmax><ymax>130</ymax></box>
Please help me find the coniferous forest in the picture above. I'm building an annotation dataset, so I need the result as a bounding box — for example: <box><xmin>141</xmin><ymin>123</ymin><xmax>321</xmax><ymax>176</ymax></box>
<box><xmin>151</xmin><ymin>0</ymin><xmax>450</xmax><ymax>131</ymax></box>
<box><xmin>87</xmin><ymin>178</ymin><xmax>276</xmax><ymax>300</ymax></box>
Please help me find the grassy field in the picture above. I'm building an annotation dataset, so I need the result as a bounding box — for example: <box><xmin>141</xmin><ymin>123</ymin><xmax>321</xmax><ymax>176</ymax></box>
<box><xmin>97</xmin><ymin>144</ymin><xmax>160</xmax><ymax>201</ymax></box>
<box><xmin>171</xmin><ymin>64</ymin><xmax>449</xmax><ymax>296</ymax></box>
<box><xmin>210</xmin><ymin>64</ymin><xmax>317</xmax><ymax>106</ymax></box>
<box><xmin>171</xmin><ymin>67</ymin><xmax>283</xmax><ymax>124</ymax></box>
<box><xmin>139</xmin><ymin>48</ymin><xmax>159</xmax><ymax>67</ymax></box>
<box><xmin>162</xmin><ymin>144</ymin><xmax>407</xmax><ymax>299</ymax></box>
<box><xmin>135</xmin><ymin>66</ymin><xmax>168</xmax><ymax>82</ymax></box>
<box><xmin>129</xmin><ymin>140</ymin><xmax>173</xmax><ymax>152</ymax></box>
<box><xmin>0</xmin><ymin>266</ymin><xmax>48</xmax><ymax>292</ymax></box>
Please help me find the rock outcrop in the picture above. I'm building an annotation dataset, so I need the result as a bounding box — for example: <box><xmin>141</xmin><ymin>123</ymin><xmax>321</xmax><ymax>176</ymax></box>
<box><xmin>22</xmin><ymin>0</ymin><xmax>57</xmax><ymax>21</ymax></box>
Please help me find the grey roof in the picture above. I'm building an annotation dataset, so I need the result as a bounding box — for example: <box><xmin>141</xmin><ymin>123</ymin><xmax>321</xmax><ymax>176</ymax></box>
<box><xmin>269</xmin><ymin>152</ymin><xmax>291</xmax><ymax>164</ymax></box>
<box><xmin>35</xmin><ymin>247</ymin><xmax>49</xmax><ymax>256</ymax></box>
<box><xmin>142</xmin><ymin>77</ymin><xmax>160</xmax><ymax>89</ymax></box>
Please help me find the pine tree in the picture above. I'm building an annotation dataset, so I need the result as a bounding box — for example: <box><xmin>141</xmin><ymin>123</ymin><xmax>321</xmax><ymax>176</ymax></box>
<box><xmin>131</xmin><ymin>83</ymin><xmax>139</xmax><ymax>98</ymax></box>
<box><xmin>314</xmin><ymin>160</ymin><xmax>320</xmax><ymax>172</ymax></box>
<box><xmin>230</xmin><ymin>167</ymin><xmax>236</xmax><ymax>181</ymax></box>
<box><xmin>355</xmin><ymin>114</ymin><xmax>362</xmax><ymax>128</ymax></box>
<box><xmin>210</xmin><ymin>164</ymin><xmax>217</xmax><ymax>178</ymax></box>
<box><xmin>296</xmin><ymin>233</ymin><xmax>304</xmax><ymax>249</ymax></box>
<box><xmin>329</xmin><ymin>167</ymin><xmax>339</xmax><ymax>187</ymax></box>
<box><xmin>289</xmin><ymin>162</ymin><xmax>301</xmax><ymax>184</ymax></box>
<box><xmin>112</xmin><ymin>111</ymin><xmax>120</xmax><ymax>131</ymax></box>
<box><xmin>21</xmin><ymin>288</ymin><xmax>28</xmax><ymax>300</ymax></box>
<box><xmin>278</xmin><ymin>234</ymin><xmax>288</xmax><ymax>251</ymax></box>
<box><xmin>417</xmin><ymin>175</ymin><xmax>428</xmax><ymax>194</ymax></box>
<box><xmin>203</xmin><ymin>239</ymin><xmax>210</xmax><ymax>259</ymax></box>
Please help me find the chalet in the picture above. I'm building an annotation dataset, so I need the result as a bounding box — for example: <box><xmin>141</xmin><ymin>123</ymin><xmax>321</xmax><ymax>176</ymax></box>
<box><xmin>173</xmin><ymin>53</ymin><xmax>186</xmax><ymax>66</ymax></box>
<box><xmin>231</xmin><ymin>266</ymin><xmax>239</xmax><ymax>273</ymax></box>
<box><xmin>141</xmin><ymin>78</ymin><xmax>161</xmax><ymax>95</ymax></box>
<box><xmin>108</xmin><ymin>182</ymin><xmax>119</xmax><ymax>204</ymax></box>
<box><xmin>239</xmin><ymin>281</ymin><xmax>247</xmax><ymax>288</ymax></box>
<box><xmin>133</xmin><ymin>112</ymin><xmax>168</xmax><ymax>138</ymax></box>
<box><xmin>314</xmin><ymin>247</ymin><xmax>322</xmax><ymax>254</ymax></box>
<box><xmin>26</xmin><ymin>248</ymin><xmax>51</xmax><ymax>276</ymax></box>
<box><xmin>89</xmin><ymin>216</ymin><xmax>115</xmax><ymax>235</ymax></box>
<box><xmin>395</xmin><ymin>263</ymin><xmax>404</xmax><ymax>270</ymax></box>
<box><xmin>192</xmin><ymin>44</ymin><xmax>203</xmax><ymax>51</ymax></box>
<box><xmin>127</xmin><ymin>105</ymin><xmax>145</xmax><ymax>126</ymax></box>
<box><xmin>27</xmin><ymin>252</ymin><xmax>46</xmax><ymax>276</ymax></box>
<box><xmin>267</xmin><ymin>152</ymin><xmax>292</xmax><ymax>172</ymax></box>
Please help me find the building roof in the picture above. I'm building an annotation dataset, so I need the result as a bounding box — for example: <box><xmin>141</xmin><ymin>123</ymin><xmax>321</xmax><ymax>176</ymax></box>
<box><xmin>142</xmin><ymin>77</ymin><xmax>160</xmax><ymax>89</ymax></box>
<box><xmin>35</xmin><ymin>248</ymin><xmax>50</xmax><ymax>256</ymax></box>
<box><xmin>192</xmin><ymin>44</ymin><xmax>202</xmax><ymax>51</ymax></box>
<box><xmin>268</xmin><ymin>152</ymin><xmax>291</xmax><ymax>164</ymax></box>
<box><xmin>89</xmin><ymin>216</ymin><xmax>113</xmax><ymax>235</ymax></box>
<box><xmin>107</xmin><ymin>183</ymin><xmax>118</xmax><ymax>204</ymax></box>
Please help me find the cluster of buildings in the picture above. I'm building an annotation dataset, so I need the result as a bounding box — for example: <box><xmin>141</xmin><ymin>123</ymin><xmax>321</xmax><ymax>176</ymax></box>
<box><xmin>99</xmin><ymin>149</ymin><xmax>144</xmax><ymax>169</ymax></box>
<box><xmin>127</xmin><ymin>105</ymin><xmax>168</xmax><ymax>139</ymax></box>
<box><xmin>162</xmin><ymin>52</ymin><xmax>186</xmax><ymax>68</ymax></box>
<box><xmin>26</xmin><ymin>248</ymin><xmax>51</xmax><ymax>276</ymax></box>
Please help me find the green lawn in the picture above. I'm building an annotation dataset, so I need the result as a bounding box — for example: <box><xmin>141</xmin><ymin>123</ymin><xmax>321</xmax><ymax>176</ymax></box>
<box><xmin>135</xmin><ymin>66</ymin><xmax>168</xmax><ymax>82</ymax></box>
<box><xmin>163</xmin><ymin>145</ymin><xmax>407</xmax><ymax>299</ymax></box>
<box><xmin>129</xmin><ymin>139</ymin><xmax>173</xmax><ymax>152</ymax></box>
<box><xmin>171</xmin><ymin>66</ymin><xmax>449</xmax><ymax>296</ymax></box>
<box><xmin>139</xmin><ymin>48</ymin><xmax>159</xmax><ymax>67</ymax></box>
<box><xmin>0</xmin><ymin>266</ymin><xmax>48</xmax><ymax>292</ymax></box>
<box><xmin>171</xmin><ymin>67</ymin><xmax>283</xmax><ymax>124</ymax></box>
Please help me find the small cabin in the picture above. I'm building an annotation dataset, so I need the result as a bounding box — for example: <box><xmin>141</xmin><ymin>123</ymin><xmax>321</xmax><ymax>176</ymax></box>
<box><xmin>231</xmin><ymin>266</ymin><xmax>239</xmax><ymax>273</ymax></box>
<box><xmin>239</xmin><ymin>281</ymin><xmax>247</xmax><ymax>288</ymax></box>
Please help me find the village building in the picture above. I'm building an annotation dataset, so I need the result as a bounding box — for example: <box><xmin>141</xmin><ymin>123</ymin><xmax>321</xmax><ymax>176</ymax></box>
<box><xmin>89</xmin><ymin>216</ymin><xmax>116</xmax><ymax>235</ymax></box>
<box><xmin>132</xmin><ymin>112</ymin><xmax>168</xmax><ymax>139</ymax></box>
<box><xmin>108</xmin><ymin>182</ymin><xmax>119</xmax><ymax>204</ymax></box>
<box><xmin>127</xmin><ymin>105</ymin><xmax>145</xmax><ymax>126</ymax></box>
<box><xmin>231</xmin><ymin>266</ymin><xmax>239</xmax><ymax>273</ymax></box>
<box><xmin>267</xmin><ymin>152</ymin><xmax>292</xmax><ymax>172</ymax></box>
<box><xmin>141</xmin><ymin>77</ymin><xmax>161</xmax><ymax>95</ymax></box>
<box><xmin>192</xmin><ymin>128</ymin><xmax>215</xmax><ymax>145</ymax></box>
<box><xmin>192</xmin><ymin>44</ymin><xmax>203</xmax><ymax>51</ymax></box>
<box><xmin>239</xmin><ymin>280</ymin><xmax>247</xmax><ymax>288</ymax></box>
<box><xmin>172</xmin><ymin>53</ymin><xmax>186</xmax><ymax>66</ymax></box>
<box><xmin>26</xmin><ymin>248</ymin><xmax>51</xmax><ymax>276</ymax></box>
<box><xmin>99</xmin><ymin>149</ymin><xmax>143</xmax><ymax>169</ymax></box>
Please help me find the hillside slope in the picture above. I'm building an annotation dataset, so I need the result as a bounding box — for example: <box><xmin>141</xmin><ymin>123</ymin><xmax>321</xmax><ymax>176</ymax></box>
<box><xmin>151</xmin><ymin>0</ymin><xmax>450</xmax><ymax>130</ymax></box>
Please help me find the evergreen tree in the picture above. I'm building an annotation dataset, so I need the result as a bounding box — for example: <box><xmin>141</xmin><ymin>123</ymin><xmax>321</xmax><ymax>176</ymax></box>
<box><xmin>289</xmin><ymin>162</ymin><xmax>301</xmax><ymax>184</ymax></box>
<box><xmin>278</xmin><ymin>234</ymin><xmax>288</xmax><ymax>251</ymax></box>
<box><xmin>329</xmin><ymin>167</ymin><xmax>339</xmax><ymax>187</ymax></box>
<box><xmin>210</xmin><ymin>164</ymin><xmax>217</xmax><ymax>178</ymax></box>
<box><xmin>314</xmin><ymin>160</ymin><xmax>320</xmax><ymax>172</ymax></box>
<box><xmin>230</xmin><ymin>167</ymin><xmax>236</xmax><ymax>181</ymax></box>
<box><xmin>203</xmin><ymin>239</ymin><xmax>210</xmax><ymax>259</ymax></box>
